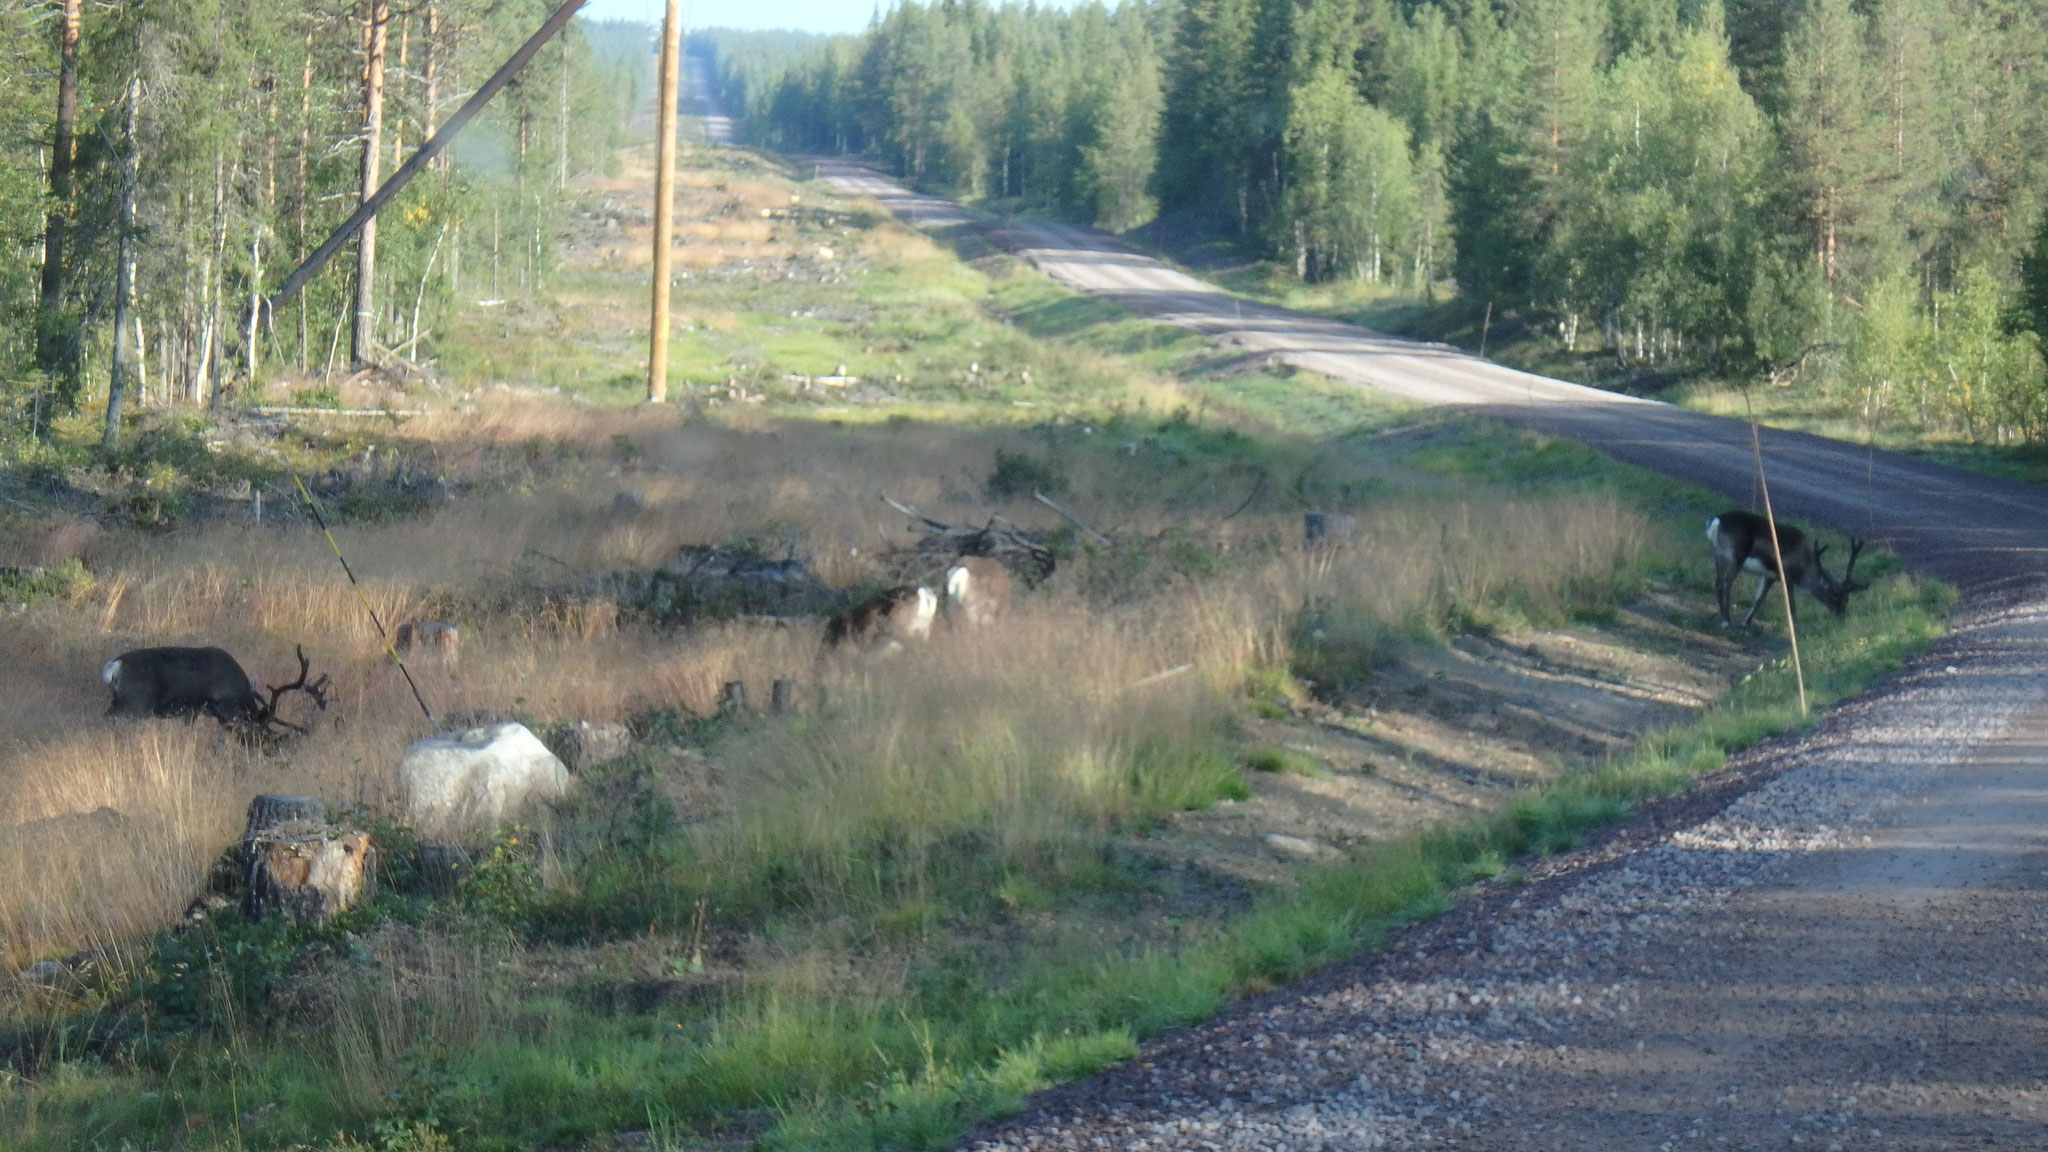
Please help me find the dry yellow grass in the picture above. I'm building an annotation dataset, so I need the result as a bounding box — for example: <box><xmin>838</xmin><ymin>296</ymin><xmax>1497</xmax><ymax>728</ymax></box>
<box><xmin>0</xmin><ymin>397</ymin><xmax>1650</xmax><ymax>973</ymax></box>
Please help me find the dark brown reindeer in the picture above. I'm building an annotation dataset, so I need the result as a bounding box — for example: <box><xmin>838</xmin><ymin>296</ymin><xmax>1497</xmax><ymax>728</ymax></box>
<box><xmin>103</xmin><ymin>645</ymin><xmax>331</xmax><ymax>734</ymax></box>
<box><xmin>1706</xmin><ymin>511</ymin><xmax>1866</xmax><ymax>628</ymax></box>
<box><xmin>822</xmin><ymin>585</ymin><xmax>938</xmax><ymax>656</ymax></box>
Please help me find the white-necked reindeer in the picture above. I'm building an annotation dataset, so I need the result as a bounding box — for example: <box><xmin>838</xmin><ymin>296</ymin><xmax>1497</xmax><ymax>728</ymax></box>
<box><xmin>1706</xmin><ymin>510</ymin><xmax>1866</xmax><ymax>628</ymax></box>
<box><xmin>943</xmin><ymin>556</ymin><xmax>1011</xmax><ymax>627</ymax></box>
<box><xmin>823</xmin><ymin>585</ymin><xmax>937</xmax><ymax>656</ymax></box>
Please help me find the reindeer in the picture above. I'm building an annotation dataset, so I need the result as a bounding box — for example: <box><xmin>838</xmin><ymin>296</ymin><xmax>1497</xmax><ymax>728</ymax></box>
<box><xmin>103</xmin><ymin>645</ymin><xmax>330</xmax><ymax>734</ymax></box>
<box><xmin>823</xmin><ymin>585</ymin><xmax>937</xmax><ymax>656</ymax></box>
<box><xmin>1706</xmin><ymin>511</ymin><xmax>1866</xmax><ymax>628</ymax></box>
<box><xmin>395</xmin><ymin>621</ymin><xmax>461</xmax><ymax>664</ymax></box>
<box><xmin>943</xmin><ymin>556</ymin><xmax>1011</xmax><ymax>627</ymax></box>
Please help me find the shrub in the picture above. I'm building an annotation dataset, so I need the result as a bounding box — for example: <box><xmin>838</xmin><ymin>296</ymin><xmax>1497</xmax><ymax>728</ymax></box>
<box><xmin>0</xmin><ymin>557</ymin><xmax>94</xmax><ymax>607</ymax></box>
<box><xmin>984</xmin><ymin>449</ymin><xmax>1069</xmax><ymax>501</ymax></box>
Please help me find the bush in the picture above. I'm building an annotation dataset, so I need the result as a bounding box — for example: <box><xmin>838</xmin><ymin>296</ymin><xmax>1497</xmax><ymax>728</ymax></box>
<box><xmin>0</xmin><ymin>557</ymin><xmax>94</xmax><ymax>607</ymax></box>
<box><xmin>984</xmin><ymin>449</ymin><xmax>1069</xmax><ymax>501</ymax></box>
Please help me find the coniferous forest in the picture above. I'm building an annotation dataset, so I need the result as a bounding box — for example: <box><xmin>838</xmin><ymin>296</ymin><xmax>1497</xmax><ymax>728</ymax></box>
<box><xmin>718</xmin><ymin>0</ymin><xmax>2048</xmax><ymax>443</ymax></box>
<box><xmin>0</xmin><ymin>3</ymin><xmax>644</xmax><ymax>439</ymax></box>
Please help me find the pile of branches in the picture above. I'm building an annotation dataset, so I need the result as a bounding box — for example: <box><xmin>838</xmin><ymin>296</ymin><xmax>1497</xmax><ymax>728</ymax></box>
<box><xmin>605</xmin><ymin>541</ymin><xmax>849</xmax><ymax>624</ymax></box>
<box><xmin>879</xmin><ymin>494</ymin><xmax>1059</xmax><ymax>587</ymax></box>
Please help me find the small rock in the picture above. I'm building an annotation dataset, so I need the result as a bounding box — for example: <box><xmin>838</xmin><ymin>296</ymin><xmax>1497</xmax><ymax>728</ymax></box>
<box><xmin>15</xmin><ymin>960</ymin><xmax>70</xmax><ymax>987</ymax></box>
<box><xmin>1265</xmin><ymin>833</ymin><xmax>1343</xmax><ymax>861</ymax></box>
<box><xmin>569</xmin><ymin>720</ymin><xmax>632</xmax><ymax>771</ymax></box>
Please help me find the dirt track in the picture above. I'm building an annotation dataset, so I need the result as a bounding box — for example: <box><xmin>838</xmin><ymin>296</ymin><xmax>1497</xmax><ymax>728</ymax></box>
<box><xmin>818</xmin><ymin>162</ymin><xmax>2048</xmax><ymax>1150</ymax></box>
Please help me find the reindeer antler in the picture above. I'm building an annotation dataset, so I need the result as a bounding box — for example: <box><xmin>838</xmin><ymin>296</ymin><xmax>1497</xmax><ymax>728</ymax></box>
<box><xmin>1842</xmin><ymin>538</ymin><xmax>1868</xmax><ymax>590</ymax></box>
<box><xmin>260</xmin><ymin>645</ymin><xmax>331</xmax><ymax>735</ymax></box>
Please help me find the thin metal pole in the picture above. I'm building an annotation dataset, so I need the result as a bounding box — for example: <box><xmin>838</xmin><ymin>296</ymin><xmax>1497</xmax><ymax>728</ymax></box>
<box><xmin>647</xmin><ymin>0</ymin><xmax>681</xmax><ymax>403</ymax></box>
<box><xmin>267</xmin><ymin>0</ymin><xmax>588</xmax><ymax>317</ymax></box>
<box><xmin>1744</xmin><ymin>390</ymin><xmax>1807</xmax><ymax>717</ymax></box>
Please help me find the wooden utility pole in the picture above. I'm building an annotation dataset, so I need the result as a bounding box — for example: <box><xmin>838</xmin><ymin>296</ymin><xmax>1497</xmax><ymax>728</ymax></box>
<box><xmin>353</xmin><ymin>0</ymin><xmax>390</xmax><ymax>366</ymax></box>
<box><xmin>647</xmin><ymin>0</ymin><xmax>681</xmax><ymax>403</ymax></box>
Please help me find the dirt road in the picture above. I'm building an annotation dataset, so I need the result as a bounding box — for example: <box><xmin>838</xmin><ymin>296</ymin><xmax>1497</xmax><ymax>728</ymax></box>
<box><xmin>818</xmin><ymin>163</ymin><xmax>2048</xmax><ymax>1150</ymax></box>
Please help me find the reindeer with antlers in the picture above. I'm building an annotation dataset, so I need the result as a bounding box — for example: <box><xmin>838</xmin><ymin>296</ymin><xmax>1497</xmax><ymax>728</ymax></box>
<box><xmin>103</xmin><ymin>645</ymin><xmax>331</xmax><ymax>735</ymax></box>
<box><xmin>1706</xmin><ymin>511</ymin><xmax>1867</xmax><ymax>629</ymax></box>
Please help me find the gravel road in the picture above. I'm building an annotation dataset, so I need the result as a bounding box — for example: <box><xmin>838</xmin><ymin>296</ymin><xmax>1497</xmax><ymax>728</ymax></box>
<box><xmin>818</xmin><ymin>162</ymin><xmax>2048</xmax><ymax>1149</ymax></box>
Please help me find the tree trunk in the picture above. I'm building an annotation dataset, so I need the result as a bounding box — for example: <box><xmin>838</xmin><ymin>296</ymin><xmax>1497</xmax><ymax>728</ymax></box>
<box><xmin>134</xmin><ymin>311</ymin><xmax>149</xmax><ymax>404</ymax></box>
<box><xmin>198</xmin><ymin>152</ymin><xmax>228</xmax><ymax>404</ymax></box>
<box><xmin>352</xmin><ymin>0</ymin><xmax>390</xmax><ymax>365</ymax></box>
<box><xmin>246</xmin><ymin>226</ymin><xmax>265</xmax><ymax>387</ymax></box>
<box><xmin>298</xmin><ymin>30</ymin><xmax>314</xmax><ymax>371</ymax></box>
<box><xmin>37</xmin><ymin>0</ymin><xmax>81</xmax><ymax>384</ymax></box>
<box><xmin>102</xmin><ymin>80</ymin><xmax>141</xmax><ymax>451</ymax></box>
<box><xmin>430</xmin><ymin>8</ymin><xmax>449</xmax><ymax>174</ymax></box>
<box><xmin>410</xmin><ymin>221</ymin><xmax>447</xmax><ymax>349</ymax></box>
<box><xmin>423</xmin><ymin>3</ymin><xmax>440</xmax><ymax>157</ymax></box>
<box><xmin>558</xmin><ymin>38</ymin><xmax>570</xmax><ymax>188</ymax></box>
<box><xmin>394</xmin><ymin>14</ymin><xmax>409</xmax><ymax>168</ymax></box>
<box><xmin>192</xmin><ymin>250</ymin><xmax>214</xmax><ymax>404</ymax></box>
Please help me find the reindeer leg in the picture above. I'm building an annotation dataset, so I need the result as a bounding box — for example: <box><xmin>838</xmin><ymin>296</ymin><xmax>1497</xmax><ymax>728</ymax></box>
<box><xmin>1740</xmin><ymin>574</ymin><xmax>1776</xmax><ymax>628</ymax></box>
<box><xmin>1713</xmin><ymin>564</ymin><xmax>1735</xmax><ymax>627</ymax></box>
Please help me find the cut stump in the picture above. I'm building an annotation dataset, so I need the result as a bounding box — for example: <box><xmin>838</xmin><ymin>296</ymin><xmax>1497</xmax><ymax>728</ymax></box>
<box><xmin>242</xmin><ymin>794</ymin><xmax>373</xmax><ymax>923</ymax></box>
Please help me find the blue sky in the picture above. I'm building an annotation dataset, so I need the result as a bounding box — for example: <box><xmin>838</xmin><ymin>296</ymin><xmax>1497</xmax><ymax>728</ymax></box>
<box><xmin>579</xmin><ymin>0</ymin><xmax>879</xmax><ymax>35</ymax></box>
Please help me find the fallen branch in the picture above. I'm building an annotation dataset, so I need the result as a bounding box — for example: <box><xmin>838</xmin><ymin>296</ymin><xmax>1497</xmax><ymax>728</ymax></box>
<box><xmin>1033</xmin><ymin>491</ymin><xmax>1110</xmax><ymax>545</ymax></box>
<box><xmin>1122</xmin><ymin>663</ymin><xmax>1195</xmax><ymax>692</ymax></box>
<box><xmin>251</xmin><ymin>407</ymin><xmax>427</xmax><ymax>417</ymax></box>
<box><xmin>879</xmin><ymin>492</ymin><xmax>962</xmax><ymax>534</ymax></box>
<box><xmin>1220</xmin><ymin>468</ymin><xmax>1267</xmax><ymax>523</ymax></box>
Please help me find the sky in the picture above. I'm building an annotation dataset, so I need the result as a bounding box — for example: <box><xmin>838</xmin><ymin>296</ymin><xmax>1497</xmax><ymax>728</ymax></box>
<box><xmin>579</xmin><ymin>0</ymin><xmax>878</xmax><ymax>35</ymax></box>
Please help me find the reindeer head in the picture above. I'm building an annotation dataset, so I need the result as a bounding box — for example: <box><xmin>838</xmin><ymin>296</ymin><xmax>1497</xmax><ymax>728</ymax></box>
<box><xmin>254</xmin><ymin>645</ymin><xmax>332</xmax><ymax>736</ymax></box>
<box><xmin>1809</xmin><ymin>539</ymin><xmax>1869</xmax><ymax>617</ymax></box>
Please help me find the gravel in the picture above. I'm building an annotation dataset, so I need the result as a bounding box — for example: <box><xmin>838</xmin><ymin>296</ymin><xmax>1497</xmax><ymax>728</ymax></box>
<box><xmin>970</xmin><ymin>593</ymin><xmax>2048</xmax><ymax>1151</ymax></box>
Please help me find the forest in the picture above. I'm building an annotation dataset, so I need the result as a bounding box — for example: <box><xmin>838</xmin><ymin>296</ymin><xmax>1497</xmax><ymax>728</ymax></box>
<box><xmin>0</xmin><ymin>2</ymin><xmax>645</xmax><ymax>444</ymax></box>
<box><xmin>719</xmin><ymin>0</ymin><xmax>2048</xmax><ymax>444</ymax></box>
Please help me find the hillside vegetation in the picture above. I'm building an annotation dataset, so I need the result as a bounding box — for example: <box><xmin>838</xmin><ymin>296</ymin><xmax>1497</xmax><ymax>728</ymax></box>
<box><xmin>0</xmin><ymin>127</ymin><xmax>1952</xmax><ymax>1150</ymax></box>
<box><xmin>719</xmin><ymin>0</ymin><xmax>2048</xmax><ymax>456</ymax></box>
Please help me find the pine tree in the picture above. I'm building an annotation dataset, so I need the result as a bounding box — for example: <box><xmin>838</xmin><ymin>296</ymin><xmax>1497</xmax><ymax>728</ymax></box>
<box><xmin>1779</xmin><ymin>0</ymin><xmax>1885</xmax><ymax>287</ymax></box>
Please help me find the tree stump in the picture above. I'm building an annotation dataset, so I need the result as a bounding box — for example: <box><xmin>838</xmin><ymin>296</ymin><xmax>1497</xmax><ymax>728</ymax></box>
<box><xmin>241</xmin><ymin>794</ymin><xmax>373</xmax><ymax>923</ymax></box>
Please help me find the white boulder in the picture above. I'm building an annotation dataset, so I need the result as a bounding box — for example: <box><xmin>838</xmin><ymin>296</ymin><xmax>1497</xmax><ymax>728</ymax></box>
<box><xmin>397</xmin><ymin>722</ymin><xmax>569</xmax><ymax>839</ymax></box>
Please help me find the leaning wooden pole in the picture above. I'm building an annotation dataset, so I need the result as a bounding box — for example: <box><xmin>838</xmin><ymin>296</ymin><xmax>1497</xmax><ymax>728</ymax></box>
<box><xmin>266</xmin><ymin>0</ymin><xmax>588</xmax><ymax>319</ymax></box>
<box><xmin>1744</xmin><ymin>391</ymin><xmax>1808</xmax><ymax>717</ymax></box>
<box><xmin>647</xmin><ymin>0</ymin><xmax>682</xmax><ymax>404</ymax></box>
